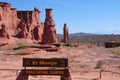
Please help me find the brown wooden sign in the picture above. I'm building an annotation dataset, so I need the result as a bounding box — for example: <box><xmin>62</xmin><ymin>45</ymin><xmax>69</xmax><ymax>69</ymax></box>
<box><xmin>23</xmin><ymin>58</ymin><xmax>68</xmax><ymax>67</ymax></box>
<box><xmin>23</xmin><ymin>69</ymin><xmax>68</xmax><ymax>76</ymax></box>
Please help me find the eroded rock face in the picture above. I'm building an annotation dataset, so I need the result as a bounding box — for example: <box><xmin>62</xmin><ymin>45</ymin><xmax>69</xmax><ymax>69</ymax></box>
<box><xmin>0</xmin><ymin>24</ymin><xmax>10</xmax><ymax>39</ymax></box>
<box><xmin>17</xmin><ymin>7</ymin><xmax>43</xmax><ymax>40</ymax></box>
<box><xmin>0</xmin><ymin>2</ymin><xmax>59</xmax><ymax>44</ymax></box>
<box><xmin>42</xmin><ymin>8</ymin><xmax>57</xmax><ymax>44</ymax></box>
<box><xmin>33</xmin><ymin>26</ymin><xmax>42</xmax><ymax>40</ymax></box>
<box><xmin>16</xmin><ymin>19</ymin><xmax>30</xmax><ymax>38</ymax></box>
<box><xmin>11</xmin><ymin>8</ymin><xmax>18</xmax><ymax>34</ymax></box>
<box><xmin>0</xmin><ymin>2</ymin><xmax>44</xmax><ymax>41</ymax></box>
<box><xmin>63</xmin><ymin>23</ymin><xmax>69</xmax><ymax>43</ymax></box>
<box><xmin>0</xmin><ymin>2</ymin><xmax>18</xmax><ymax>35</ymax></box>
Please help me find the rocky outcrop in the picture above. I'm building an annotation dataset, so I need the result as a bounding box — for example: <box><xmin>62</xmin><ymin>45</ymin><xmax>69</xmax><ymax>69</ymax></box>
<box><xmin>11</xmin><ymin>8</ymin><xmax>18</xmax><ymax>34</ymax></box>
<box><xmin>0</xmin><ymin>2</ymin><xmax>44</xmax><ymax>40</ymax></box>
<box><xmin>0</xmin><ymin>2</ymin><xmax>18</xmax><ymax>35</ymax></box>
<box><xmin>0</xmin><ymin>2</ymin><xmax>59</xmax><ymax>44</ymax></box>
<box><xmin>42</xmin><ymin>8</ymin><xmax>57</xmax><ymax>44</ymax></box>
<box><xmin>33</xmin><ymin>26</ymin><xmax>42</xmax><ymax>40</ymax></box>
<box><xmin>63</xmin><ymin>23</ymin><xmax>69</xmax><ymax>43</ymax></box>
<box><xmin>16</xmin><ymin>19</ymin><xmax>30</xmax><ymax>38</ymax></box>
<box><xmin>0</xmin><ymin>23</ymin><xmax>10</xmax><ymax>39</ymax></box>
<box><xmin>17</xmin><ymin>7</ymin><xmax>43</xmax><ymax>40</ymax></box>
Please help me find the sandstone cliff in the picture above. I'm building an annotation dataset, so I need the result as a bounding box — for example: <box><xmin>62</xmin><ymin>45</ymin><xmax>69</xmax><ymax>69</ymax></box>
<box><xmin>0</xmin><ymin>2</ymin><xmax>18</xmax><ymax>36</ymax></box>
<box><xmin>0</xmin><ymin>2</ymin><xmax>58</xmax><ymax>44</ymax></box>
<box><xmin>0</xmin><ymin>2</ymin><xmax>43</xmax><ymax>41</ymax></box>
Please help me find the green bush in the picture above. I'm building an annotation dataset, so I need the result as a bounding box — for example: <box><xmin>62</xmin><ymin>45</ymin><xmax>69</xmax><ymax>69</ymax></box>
<box><xmin>13</xmin><ymin>43</ymin><xmax>27</xmax><ymax>50</ymax></box>
<box><xmin>63</xmin><ymin>43</ymin><xmax>70</xmax><ymax>46</ymax></box>
<box><xmin>111</xmin><ymin>47</ymin><xmax>120</xmax><ymax>55</ymax></box>
<box><xmin>96</xmin><ymin>61</ymin><xmax>104</xmax><ymax>69</ymax></box>
<box><xmin>112</xmin><ymin>51</ymin><xmax>120</xmax><ymax>55</ymax></box>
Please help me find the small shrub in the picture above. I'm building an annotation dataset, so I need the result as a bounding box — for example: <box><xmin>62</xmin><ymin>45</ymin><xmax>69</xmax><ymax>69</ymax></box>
<box><xmin>63</xmin><ymin>43</ymin><xmax>70</xmax><ymax>46</ymax></box>
<box><xmin>14</xmin><ymin>52</ymin><xmax>23</xmax><ymax>56</ymax></box>
<box><xmin>13</xmin><ymin>49</ymin><xmax>26</xmax><ymax>56</ymax></box>
<box><xmin>111</xmin><ymin>47</ymin><xmax>120</xmax><ymax>55</ymax></box>
<box><xmin>13</xmin><ymin>43</ymin><xmax>27</xmax><ymax>50</ymax></box>
<box><xmin>79</xmin><ymin>72</ymin><xmax>85</xmax><ymax>75</ymax></box>
<box><xmin>112</xmin><ymin>50</ymin><xmax>120</xmax><ymax>55</ymax></box>
<box><xmin>96</xmin><ymin>61</ymin><xmax>104</xmax><ymax>70</ymax></box>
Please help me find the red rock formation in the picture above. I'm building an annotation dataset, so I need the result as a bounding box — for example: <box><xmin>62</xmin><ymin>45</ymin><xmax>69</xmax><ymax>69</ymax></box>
<box><xmin>17</xmin><ymin>11</ymin><xmax>32</xmax><ymax>39</ymax></box>
<box><xmin>63</xmin><ymin>23</ymin><xmax>69</xmax><ymax>43</ymax></box>
<box><xmin>0</xmin><ymin>2</ymin><xmax>60</xmax><ymax>44</ymax></box>
<box><xmin>42</xmin><ymin>8</ymin><xmax>57</xmax><ymax>44</ymax></box>
<box><xmin>17</xmin><ymin>7</ymin><xmax>43</xmax><ymax>40</ymax></box>
<box><xmin>0</xmin><ymin>2</ymin><xmax>11</xmax><ymax>33</ymax></box>
<box><xmin>32</xmin><ymin>8</ymin><xmax>43</xmax><ymax>41</ymax></box>
<box><xmin>11</xmin><ymin>8</ymin><xmax>18</xmax><ymax>34</ymax></box>
<box><xmin>0</xmin><ymin>23</ymin><xmax>10</xmax><ymax>39</ymax></box>
<box><xmin>0</xmin><ymin>2</ymin><xmax>18</xmax><ymax>35</ymax></box>
<box><xmin>17</xmin><ymin>11</ymin><xmax>32</xmax><ymax>27</ymax></box>
<box><xmin>33</xmin><ymin>26</ymin><xmax>42</xmax><ymax>40</ymax></box>
<box><xmin>16</xmin><ymin>19</ymin><xmax>30</xmax><ymax>38</ymax></box>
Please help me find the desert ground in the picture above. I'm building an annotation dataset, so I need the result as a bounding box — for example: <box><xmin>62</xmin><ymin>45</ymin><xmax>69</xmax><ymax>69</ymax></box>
<box><xmin>0</xmin><ymin>38</ymin><xmax>120</xmax><ymax>80</ymax></box>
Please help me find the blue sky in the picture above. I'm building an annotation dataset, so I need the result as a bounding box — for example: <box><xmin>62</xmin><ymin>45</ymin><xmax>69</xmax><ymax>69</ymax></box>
<box><xmin>1</xmin><ymin>0</ymin><xmax>120</xmax><ymax>34</ymax></box>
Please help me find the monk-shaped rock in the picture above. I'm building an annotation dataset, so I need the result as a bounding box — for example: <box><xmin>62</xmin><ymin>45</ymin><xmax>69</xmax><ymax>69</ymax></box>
<box><xmin>42</xmin><ymin>8</ymin><xmax>57</xmax><ymax>44</ymax></box>
<box><xmin>63</xmin><ymin>23</ymin><xmax>69</xmax><ymax>43</ymax></box>
<box><xmin>0</xmin><ymin>24</ymin><xmax>10</xmax><ymax>39</ymax></box>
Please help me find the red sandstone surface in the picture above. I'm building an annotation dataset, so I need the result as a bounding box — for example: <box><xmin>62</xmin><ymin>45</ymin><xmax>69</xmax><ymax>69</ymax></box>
<box><xmin>0</xmin><ymin>2</ymin><xmax>57</xmax><ymax>44</ymax></box>
<box><xmin>0</xmin><ymin>23</ymin><xmax>10</xmax><ymax>39</ymax></box>
<box><xmin>42</xmin><ymin>9</ymin><xmax>58</xmax><ymax>44</ymax></box>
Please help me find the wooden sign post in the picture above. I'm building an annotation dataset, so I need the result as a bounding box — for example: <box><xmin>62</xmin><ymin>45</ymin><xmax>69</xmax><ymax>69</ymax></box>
<box><xmin>23</xmin><ymin>58</ymin><xmax>68</xmax><ymax>67</ymax></box>
<box><xmin>23</xmin><ymin>58</ymin><xmax>71</xmax><ymax>80</ymax></box>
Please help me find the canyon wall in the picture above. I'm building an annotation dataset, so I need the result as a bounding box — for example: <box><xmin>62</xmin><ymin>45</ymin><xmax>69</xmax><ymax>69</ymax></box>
<box><xmin>0</xmin><ymin>2</ymin><xmax>58</xmax><ymax>44</ymax></box>
<box><xmin>0</xmin><ymin>2</ymin><xmax>43</xmax><ymax>41</ymax></box>
<box><xmin>16</xmin><ymin>7</ymin><xmax>43</xmax><ymax>40</ymax></box>
<box><xmin>0</xmin><ymin>2</ymin><xmax>18</xmax><ymax>36</ymax></box>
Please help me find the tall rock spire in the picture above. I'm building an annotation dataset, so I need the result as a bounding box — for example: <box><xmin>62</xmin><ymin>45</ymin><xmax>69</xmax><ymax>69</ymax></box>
<box><xmin>63</xmin><ymin>23</ymin><xmax>69</xmax><ymax>43</ymax></box>
<box><xmin>42</xmin><ymin>8</ymin><xmax>57</xmax><ymax>44</ymax></box>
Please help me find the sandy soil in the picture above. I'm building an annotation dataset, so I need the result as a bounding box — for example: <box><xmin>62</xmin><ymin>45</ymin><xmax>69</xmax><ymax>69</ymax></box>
<box><xmin>0</xmin><ymin>39</ymin><xmax>120</xmax><ymax>80</ymax></box>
